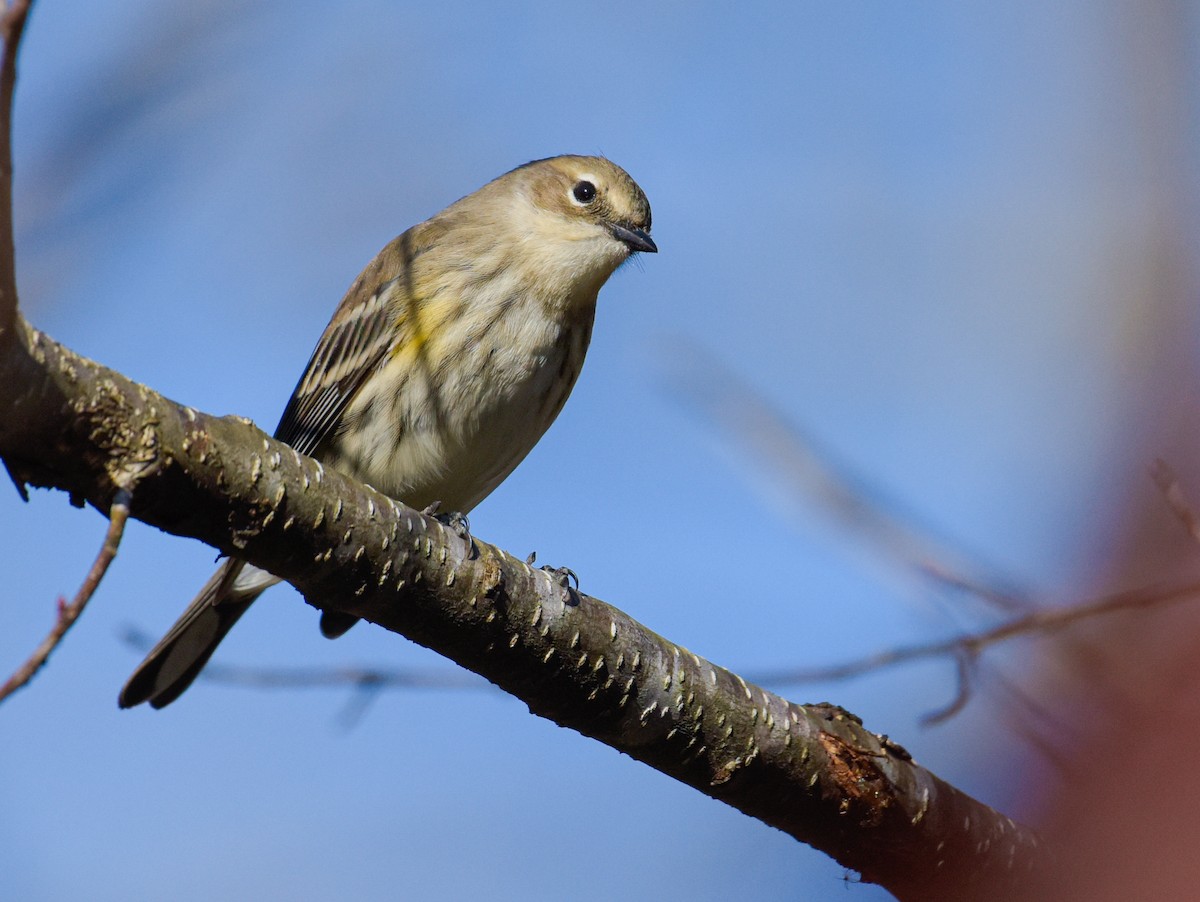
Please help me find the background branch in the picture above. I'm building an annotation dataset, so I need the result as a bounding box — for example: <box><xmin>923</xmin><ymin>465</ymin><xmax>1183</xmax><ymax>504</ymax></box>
<box><xmin>0</xmin><ymin>0</ymin><xmax>31</xmax><ymax>333</ymax></box>
<box><xmin>753</xmin><ymin>581</ymin><xmax>1200</xmax><ymax>686</ymax></box>
<box><xmin>664</xmin><ymin>342</ymin><xmax>1031</xmax><ymax>614</ymax></box>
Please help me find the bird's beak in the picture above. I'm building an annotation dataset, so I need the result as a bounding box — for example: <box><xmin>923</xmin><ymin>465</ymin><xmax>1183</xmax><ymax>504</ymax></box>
<box><xmin>611</xmin><ymin>223</ymin><xmax>657</xmax><ymax>254</ymax></box>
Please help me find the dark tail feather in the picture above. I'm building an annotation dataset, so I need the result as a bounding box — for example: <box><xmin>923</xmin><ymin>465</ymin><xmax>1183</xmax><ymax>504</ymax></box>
<box><xmin>119</xmin><ymin>559</ymin><xmax>262</xmax><ymax>709</ymax></box>
<box><xmin>318</xmin><ymin>610</ymin><xmax>359</xmax><ymax>639</ymax></box>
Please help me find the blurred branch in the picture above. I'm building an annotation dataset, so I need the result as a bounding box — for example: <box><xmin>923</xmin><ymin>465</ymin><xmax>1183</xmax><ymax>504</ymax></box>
<box><xmin>664</xmin><ymin>341</ymin><xmax>1030</xmax><ymax>613</ymax></box>
<box><xmin>752</xmin><ymin>579</ymin><xmax>1200</xmax><ymax>687</ymax></box>
<box><xmin>120</xmin><ymin>625</ymin><xmax>489</xmax><ymax>728</ymax></box>
<box><xmin>0</xmin><ymin>0</ymin><xmax>32</xmax><ymax>333</ymax></box>
<box><xmin>16</xmin><ymin>0</ymin><xmax>268</xmax><ymax>297</ymax></box>
<box><xmin>668</xmin><ymin>344</ymin><xmax>1200</xmax><ymax>729</ymax></box>
<box><xmin>119</xmin><ymin>626</ymin><xmax>485</xmax><ymax>693</ymax></box>
<box><xmin>0</xmin><ymin>488</ymin><xmax>130</xmax><ymax>702</ymax></box>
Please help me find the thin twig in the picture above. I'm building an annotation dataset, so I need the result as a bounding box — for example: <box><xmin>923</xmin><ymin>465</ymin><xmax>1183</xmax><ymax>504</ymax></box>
<box><xmin>748</xmin><ymin>580</ymin><xmax>1200</xmax><ymax>687</ymax></box>
<box><xmin>121</xmin><ymin>624</ymin><xmax>484</xmax><ymax>725</ymax></box>
<box><xmin>120</xmin><ymin>626</ymin><xmax>486</xmax><ymax>692</ymax></box>
<box><xmin>0</xmin><ymin>0</ymin><xmax>33</xmax><ymax>332</ymax></box>
<box><xmin>920</xmin><ymin>648</ymin><xmax>976</xmax><ymax>726</ymax></box>
<box><xmin>0</xmin><ymin>488</ymin><xmax>131</xmax><ymax>703</ymax></box>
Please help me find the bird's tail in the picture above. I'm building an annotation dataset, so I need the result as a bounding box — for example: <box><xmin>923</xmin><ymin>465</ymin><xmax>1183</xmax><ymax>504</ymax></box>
<box><xmin>118</xmin><ymin>559</ymin><xmax>277</xmax><ymax>709</ymax></box>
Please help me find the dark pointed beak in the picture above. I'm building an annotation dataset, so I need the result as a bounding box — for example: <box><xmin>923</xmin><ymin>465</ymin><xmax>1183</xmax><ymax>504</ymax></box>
<box><xmin>611</xmin><ymin>223</ymin><xmax>657</xmax><ymax>254</ymax></box>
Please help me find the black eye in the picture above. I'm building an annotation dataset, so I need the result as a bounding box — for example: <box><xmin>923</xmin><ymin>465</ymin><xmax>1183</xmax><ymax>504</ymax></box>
<box><xmin>572</xmin><ymin>180</ymin><xmax>597</xmax><ymax>204</ymax></box>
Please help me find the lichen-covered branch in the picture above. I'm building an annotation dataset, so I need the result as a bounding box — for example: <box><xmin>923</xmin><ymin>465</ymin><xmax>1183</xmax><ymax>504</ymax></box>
<box><xmin>0</xmin><ymin>319</ymin><xmax>1046</xmax><ymax>900</ymax></box>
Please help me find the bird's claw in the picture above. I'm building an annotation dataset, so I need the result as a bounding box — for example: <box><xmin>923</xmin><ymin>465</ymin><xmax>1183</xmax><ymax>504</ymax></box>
<box><xmin>541</xmin><ymin>565</ymin><xmax>579</xmax><ymax>591</ymax></box>
<box><xmin>527</xmin><ymin>552</ymin><xmax>579</xmax><ymax>591</ymax></box>
<box><xmin>444</xmin><ymin>512</ymin><xmax>471</xmax><ymax>540</ymax></box>
<box><xmin>422</xmin><ymin>502</ymin><xmax>471</xmax><ymax>539</ymax></box>
<box><xmin>422</xmin><ymin>502</ymin><xmax>474</xmax><ymax>558</ymax></box>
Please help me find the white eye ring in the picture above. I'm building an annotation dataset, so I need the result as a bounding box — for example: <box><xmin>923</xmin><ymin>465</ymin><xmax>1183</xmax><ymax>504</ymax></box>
<box><xmin>571</xmin><ymin>178</ymin><xmax>597</xmax><ymax>205</ymax></box>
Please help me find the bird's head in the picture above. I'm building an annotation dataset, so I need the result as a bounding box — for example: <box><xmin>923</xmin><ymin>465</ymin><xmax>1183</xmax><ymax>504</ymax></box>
<box><xmin>498</xmin><ymin>155</ymin><xmax>656</xmax><ymax>300</ymax></box>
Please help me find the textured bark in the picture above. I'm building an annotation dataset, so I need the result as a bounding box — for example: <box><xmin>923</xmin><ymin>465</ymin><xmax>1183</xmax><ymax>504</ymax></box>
<box><xmin>0</xmin><ymin>318</ymin><xmax>1046</xmax><ymax>900</ymax></box>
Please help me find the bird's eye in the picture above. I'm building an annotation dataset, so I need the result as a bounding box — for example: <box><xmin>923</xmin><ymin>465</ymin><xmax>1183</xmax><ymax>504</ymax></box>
<box><xmin>571</xmin><ymin>180</ymin><xmax>597</xmax><ymax>204</ymax></box>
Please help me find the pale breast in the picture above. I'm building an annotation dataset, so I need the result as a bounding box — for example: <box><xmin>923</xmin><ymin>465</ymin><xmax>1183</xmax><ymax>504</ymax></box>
<box><xmin>325</xmin><ymin>294</ymin><xmax>596</xmax><ymax>514</ymax></box>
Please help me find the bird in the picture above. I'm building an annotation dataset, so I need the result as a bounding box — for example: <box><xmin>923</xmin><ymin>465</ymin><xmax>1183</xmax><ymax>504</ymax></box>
<box><xmin>119</xmin><ymin>155</ymin><xmax>655</xmax><ymax>709</ymax></box>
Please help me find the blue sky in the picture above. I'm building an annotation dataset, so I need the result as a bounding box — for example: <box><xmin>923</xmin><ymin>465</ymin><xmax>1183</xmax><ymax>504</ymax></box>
<box><xmin>2</xmin><ymin>2</ymin><xmax>1197</xmax><ymax>900</ymax></box>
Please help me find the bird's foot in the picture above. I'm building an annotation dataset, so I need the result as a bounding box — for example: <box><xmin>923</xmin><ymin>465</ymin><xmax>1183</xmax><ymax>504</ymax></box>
<box><xmin>541</xmin><ymin>564</ymin><xmax>580</xmax><ymax>606</ymax></box>
<box><xmin>525</xmin><ymin>552</ymin><xmax>580</xmax><ymax>596</ymax></box>
<box><xmin>542</xmin><ymin>564</ymin><xmax>579</xmax><ymax>591</ymax></box>
<box><xmin>423</xmin><ymin>502</ymin><xmax>474</xmax><ymax>556</ymax></box>
<box><xmin>422</xmin><ymin>502</ymin><xmax>470</xmax><ymax>538</ymax></box>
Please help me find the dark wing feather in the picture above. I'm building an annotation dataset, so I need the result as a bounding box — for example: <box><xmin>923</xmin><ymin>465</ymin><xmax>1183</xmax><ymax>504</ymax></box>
<box><xmin>273</xmin><ymin>266</ymin><xmax>405</xmax><ymax>457</ymax></box>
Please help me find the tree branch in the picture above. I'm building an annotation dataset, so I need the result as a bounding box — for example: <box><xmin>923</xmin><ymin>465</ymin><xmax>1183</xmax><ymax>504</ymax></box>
<box><xmin>0</xmin><ymin>0</ymin><xmax>31</xmax><ymax>335</ymax></box>
<box><xmin>0</xmin><ymin>319</ymin><xmax>1046</xmax><ymax>900</ymax></box>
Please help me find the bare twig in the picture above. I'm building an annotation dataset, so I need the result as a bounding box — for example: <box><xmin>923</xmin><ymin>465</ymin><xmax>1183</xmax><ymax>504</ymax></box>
<box><xmin>750</xmin><ymin>580</ymin><xmax>1200</xmax><ymax>687</ymax></box>
<box><xmin>0</xmin><ymin>0</ymin><xmax>32</xmax><ymax>332</ymax></box>
<box><xmin>664</xmin><ymin>340</ymin><xmax>1030</xmax><ymax>613</ymax></box>
<box><xmin>737</xmin><ymin>461</ymin><xmax>1200</xmax><ymax>725</ymax></box>
<box><xmin>0</xmin><ymin>488</ymin><xmax>131</xmax><ymax>702</ymax></box>
<box><xmin>120</xmin><ymin>626</ymin><xmax>491</xmax><ymax>726</ymax></box>
<box><xmin>120</xmin><ymin>625</ymin><xmax>484</xmax><ymax>692</ymax></box>
<box><xmin>920</xmin><ymin>648</ymin><xmax>977</xmax><ymax>726</ymax></box>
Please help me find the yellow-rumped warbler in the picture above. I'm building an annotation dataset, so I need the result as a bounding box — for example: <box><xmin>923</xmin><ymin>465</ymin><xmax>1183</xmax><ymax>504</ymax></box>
<box><xmin>119</xmin><ymin>155</ymin><xmax>655</xmax><ymax>709</ymax></box>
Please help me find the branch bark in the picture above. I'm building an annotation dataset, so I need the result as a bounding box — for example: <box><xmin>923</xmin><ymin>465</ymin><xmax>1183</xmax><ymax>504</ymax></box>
<box><xmin>0</xmin><ymin>5</ymin><xmax>1047</xmax><ymax>899</ymax></box>
<box><xmin>0</xmin><ymin>318</ymin><xmax>1046</xmax><ymax>900</ymax></box>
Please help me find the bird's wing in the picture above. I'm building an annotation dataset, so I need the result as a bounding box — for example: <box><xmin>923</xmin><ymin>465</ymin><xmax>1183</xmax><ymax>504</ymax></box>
<box><xmin>273</xmin><ymin>234</ymin><xmax>419</xmax><ymax>456</ymax></box>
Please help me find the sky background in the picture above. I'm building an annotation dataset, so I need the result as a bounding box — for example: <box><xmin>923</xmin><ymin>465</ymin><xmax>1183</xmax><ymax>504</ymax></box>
<box><xmin>3</xmin><ymin>2</ymin><xmax>1199</xmax><ymax>900</ymax></box>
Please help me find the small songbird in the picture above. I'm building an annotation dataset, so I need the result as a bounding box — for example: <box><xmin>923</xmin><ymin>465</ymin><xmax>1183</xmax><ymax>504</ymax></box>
<box><xmin>119</xmin><ymin>155</ymin><xmax>655</xmax><ymax>709</ymax></box>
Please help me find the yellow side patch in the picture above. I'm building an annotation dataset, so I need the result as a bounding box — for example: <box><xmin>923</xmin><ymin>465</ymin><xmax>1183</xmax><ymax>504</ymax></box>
<box><xmin>388</xmin><ymin>294</ymin><xmax>459</xmax><ymax>362</ymax></box>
